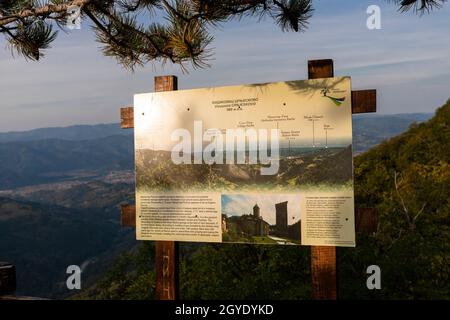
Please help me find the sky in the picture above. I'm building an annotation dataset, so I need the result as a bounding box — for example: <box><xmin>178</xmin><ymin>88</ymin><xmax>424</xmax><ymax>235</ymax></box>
<box><xmin>1</xmin><ymin>0</ymin><xmax>449</xmax><ymax>132</ymax></box>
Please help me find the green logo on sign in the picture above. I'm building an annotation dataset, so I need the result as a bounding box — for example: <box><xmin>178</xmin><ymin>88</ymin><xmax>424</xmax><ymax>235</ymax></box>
<box><xmin>321</xmin><ymin>88</ymin><xmax>346</xmax><ymax>106</ymax></box>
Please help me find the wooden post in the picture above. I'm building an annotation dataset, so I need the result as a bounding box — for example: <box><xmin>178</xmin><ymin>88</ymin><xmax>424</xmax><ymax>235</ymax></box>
<box><xmin>153</xmin><ymin>76</ymin><xmax>179</xmax><ymax>300</ymax></box>
<box><xmin>120</xmin><ymin>75</ymin><xmax>179</xmax><ymax>300</ymax></box>
<box><xmin>307</xmin><ymin>59</ymin><xmax>377</xmax><ymax>299</ymax></box>
<box><xmin>308</xmin><ymin>59</ymin><xmax>338</xmax><ymax>300</ymax></box>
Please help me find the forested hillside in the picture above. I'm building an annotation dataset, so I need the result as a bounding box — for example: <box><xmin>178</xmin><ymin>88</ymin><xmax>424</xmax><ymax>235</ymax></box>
<box><xmin>0</xmin><ymin>197</ymin><xmax>136</xmax><ymax>298</ymax></box>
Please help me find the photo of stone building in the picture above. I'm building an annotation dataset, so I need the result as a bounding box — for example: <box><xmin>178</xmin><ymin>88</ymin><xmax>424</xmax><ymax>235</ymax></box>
<box><xmin>221</xmin><ymin>194</ymin><xmax>301</xmax><ymax>244</ymax></box>
<box><xmin>275</xmin><ymin>201</ymin><xmax>288</xmax><ymax>237</ymax></box>
<box><xmin>233</xmin><ymin>204</ymin><xmax>270</xmax><ymax>237</ymax></box>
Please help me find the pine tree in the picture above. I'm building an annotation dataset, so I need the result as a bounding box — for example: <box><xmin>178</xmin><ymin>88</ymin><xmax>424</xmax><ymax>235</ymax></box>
<box><xmin>0</xmin><ymin>0</ymin><xmax>446</xmax><ymax>70</ymax></box>
<box><xmin>388</xmin><ymin>0</ymin><xmax>447</xmax><ymax>14</ymax></box>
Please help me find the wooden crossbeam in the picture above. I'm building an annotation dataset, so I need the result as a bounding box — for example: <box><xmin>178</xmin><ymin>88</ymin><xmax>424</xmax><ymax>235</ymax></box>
<box><xmin>120</xmin><ymin>107</ymin><xmax>134</xmax><ymax>129</ymax></box>
<box><xmin>352</xmin><ymin>90</ymin><xmax>377</xmax><ymax>114</ymax></box>
<box><xmin>0</xmin><ymin>262</ymin><xmax>16</xmax><ymax>295</ymax></box>
<box><xmin>120</xmin><ymin>204</ymin><xmax>136</xmax><ymax>227</ymax></box>
<box><xmin>355</xmin><ymin>207</ymin><xmax>378</xmax><ymax>234</ymax></box>
<box><xmin>121</xmin><ymin>89</ymin><xmax>377</xmax><ymax>128</ymax></box>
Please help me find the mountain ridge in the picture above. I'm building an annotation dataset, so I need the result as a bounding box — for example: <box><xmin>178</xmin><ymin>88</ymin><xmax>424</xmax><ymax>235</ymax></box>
<box><xmin>0</xmin><ymin>113</ymin><xmax>432</xmax><ymax>189</ymax></box>
<box><xmin>0</xmin><ymin>123</ymin><xmax>132</xmax><ymax>142</ymax></box>
<box><xmin>0</xmin><ymin>134</ymin><xmax>134</xmax><ymax>189</ymax></box>
<box><xmin>0</xmin><ymin>113</ymin><xmax>432</xmax><ymax>143</ymax></box>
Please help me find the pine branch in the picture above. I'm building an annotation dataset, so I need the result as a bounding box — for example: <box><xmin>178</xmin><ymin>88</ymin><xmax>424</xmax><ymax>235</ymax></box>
<box><xmin>89</xmin><ymin>4</ymin><xmax>178</xmax><ymax>69</ymax></box>
<box><xmin>6</xmin><ymin>19</ymin><xmax>58</xmax><ymax>60</ymax></box>
<box><xmin>0</xmin><ymin>0</ymin><xmax>93</xmax><ymax>26</ymax></box>
<box><xmin>0</xmin><ymin>0</ymin><xmax>313</xmax><ymax>69</ymax></box>
<box><xmin>387</xmin><ymin>0</ymin><xmax>447</xmax><ymax>14</ymax></box>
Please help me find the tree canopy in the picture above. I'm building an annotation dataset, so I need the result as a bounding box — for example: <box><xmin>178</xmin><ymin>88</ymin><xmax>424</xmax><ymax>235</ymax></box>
<box><xmin>0</xmin><ymin>0</ymin><xmax>446</xmax><ymax>70</ymax></box>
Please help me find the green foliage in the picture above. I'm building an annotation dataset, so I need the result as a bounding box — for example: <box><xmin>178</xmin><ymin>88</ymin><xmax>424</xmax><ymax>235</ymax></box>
<box><xmin>180</xmin><ymin>244</ymin><xmax>312</xmax><ymax>299</ymax></box>
<box><xmin>388</xmin><ymin>0</ymin><xmax>447</xmax><ymax>14</ymax></box>
<box><xmin>273</xmin><ymin>0</ymin><xmax>313</xmax><ymax>32</ymax></box>
<box><xmin>74</xmin><ymin>242</ymin><xmax>156</xmax><ymax>300</ymax></box>
<box><xmin>346</xmin><ymin>100</ymin><xmax>450</xmax><ymax>299</ymax></box>
<box><xmin>1</xmin><ymin>0</ymin><xmax>445</xmax><ymax>68</ymax></box>
<box><xmin>0</xmin><ymin>0</ymin><xmax>315</xmax><ymax>69</ymax></box>
<box><xmin>0</xmin><ymin>196</ymin><xmax>127</xmax><ymax>299</ymax></box>
<box><xmin>7</xmin><ymin>19</ymin><xmax>57</xmax><ymax>60</ymax></box>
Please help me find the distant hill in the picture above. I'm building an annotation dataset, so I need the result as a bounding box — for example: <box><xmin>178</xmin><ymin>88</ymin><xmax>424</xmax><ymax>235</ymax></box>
<box><xmin>0</xmin><ymin>114</ymin><xmax>430</xmax><ymax>148</ymax></box>
<box><xmin>0</xmin><ymin>123</ymin><xmax>131</xmax><ymax>143</ymax></box>
<box><xmin>4</xmin><ymin>180</ymin><xmax>134</xmax><ymax>209</ymax></box>
<box><xmin>352</xmin><ymin>113</ymin><xmax>433</xmax><ymax>153</ymax></box>
<box><xmin>0</xmin><ymin>113</ymin><xmax>430</xmax><ymax>190</ymax></box>
<box><xmin>0</xmin><ymin>135</ymin><xmax>134</xmax><ymax>189</ymax></box>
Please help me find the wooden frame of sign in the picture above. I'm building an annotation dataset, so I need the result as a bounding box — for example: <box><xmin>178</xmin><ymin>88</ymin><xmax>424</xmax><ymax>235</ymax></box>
<box><xmin>118</xmin><ymin>59</ymin><xmax>378</xmax><ymax>300</ymax></box>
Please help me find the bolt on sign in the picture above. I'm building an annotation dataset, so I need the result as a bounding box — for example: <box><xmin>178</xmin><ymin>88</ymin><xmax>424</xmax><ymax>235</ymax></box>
<box><xmin>134</xmin><ymin>77</ymin><xmax>355</xmax><ymax>247</ymax></box>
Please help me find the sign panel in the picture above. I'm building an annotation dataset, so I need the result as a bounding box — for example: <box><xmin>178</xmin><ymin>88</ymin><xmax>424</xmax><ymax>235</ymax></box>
<box><xmin>134</xmin><ymin>77</ymin><xmax>355</xmax><ymax>247</ymax></box>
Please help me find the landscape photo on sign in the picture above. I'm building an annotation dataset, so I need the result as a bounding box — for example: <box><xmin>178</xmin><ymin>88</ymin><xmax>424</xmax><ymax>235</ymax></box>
<box><xmin>133</xmin><ymin>77</ymin><xmax>355</xmax><ymax>246</ymax></box>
